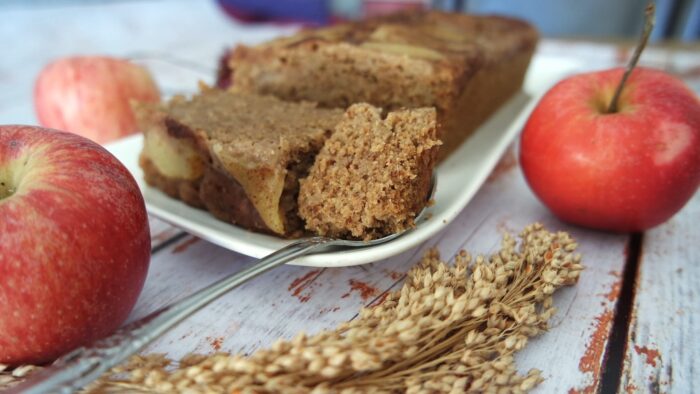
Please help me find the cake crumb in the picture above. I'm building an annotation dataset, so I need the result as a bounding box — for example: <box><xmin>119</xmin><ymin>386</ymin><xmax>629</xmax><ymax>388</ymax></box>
<box><xmin>299</xmin><ymin>103</ymin><xmax>440</xmax><ymax>240</ymax></box>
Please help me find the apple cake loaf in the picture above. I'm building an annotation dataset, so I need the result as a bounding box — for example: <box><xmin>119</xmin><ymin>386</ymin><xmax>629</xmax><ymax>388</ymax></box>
<box><xmin>299</xmin><ymin>104</ymin><xmax>439</xmax><ymax>240</ymax></box>
<box><xmin>223</xmin><ymin>10</ymin><xmax>538</xmax><ymax>160</ymax></box>
<box><xmin>136</xmin><ymin>87</ymin><xmax>344</xmax><ymax>236</ymax></box>
<box><xmin>136</xmin><ymin>89</ymin><xmax>439</xmax><ymax>239</ymax></box>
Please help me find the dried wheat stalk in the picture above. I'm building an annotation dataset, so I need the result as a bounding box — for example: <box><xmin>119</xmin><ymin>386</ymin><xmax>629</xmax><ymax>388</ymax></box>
<box><xmin>2</xmin><ymin>223</ymin><xmax>582</xmax><ymax>393</ymax></box>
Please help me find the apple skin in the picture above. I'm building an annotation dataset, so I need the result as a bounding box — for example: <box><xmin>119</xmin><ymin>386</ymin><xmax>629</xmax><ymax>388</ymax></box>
<box><xmin>34</xmin><ymin>56</ymin><xmax>160</xmax><ymax>144</ymax></box>
<box><xmin>520</xmin><ymin>67</ymin><xmax>700</xmax><ymax>232</ymax></box>
<box><xmin>0</xmin><ymin>125</ymin><xmax>150</xmax><ymax>365</ymax></box>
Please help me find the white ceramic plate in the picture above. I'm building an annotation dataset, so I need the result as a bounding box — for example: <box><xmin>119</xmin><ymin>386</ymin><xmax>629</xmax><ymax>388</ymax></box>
<box><xmin>106</xmin><ymin>57</ymin><xmax>580</xmax><ymax>267</ymax></box>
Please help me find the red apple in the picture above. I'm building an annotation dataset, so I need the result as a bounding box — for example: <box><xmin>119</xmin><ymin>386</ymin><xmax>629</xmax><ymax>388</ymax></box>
<box><xmin>0</xmin><ymin>125</ymin><xmax>150</xmax><ymax>365</ymax></box>
<box><xmin>520</xmin><ymin>67</ymin><xmax>700</xmax><ymax>232</ymax></box>
<box><xmin>34</xmin><ymin>56</ymin><xmax>160</xmax><ymax>144</ymax></box>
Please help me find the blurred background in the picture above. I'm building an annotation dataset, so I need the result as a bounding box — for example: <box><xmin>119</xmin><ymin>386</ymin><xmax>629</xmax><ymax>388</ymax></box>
<box><xmin>2</xmin><ymin>0</ymin><xmax>699</xmax><ymax>41</ymax></box>
<box><xmin>2</xmin><ymin>0</ymin><xmax>699</xmax><ymax>126</ymax></box>
<box><xmin>221</xmin><ymin>0</ymin><xmax>700</xmax><ymax>41</ymax></box>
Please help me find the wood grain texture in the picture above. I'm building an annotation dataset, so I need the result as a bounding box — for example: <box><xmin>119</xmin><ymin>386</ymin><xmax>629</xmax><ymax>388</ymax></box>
<box><xmin>149</xmin><ymin>216</ymin><xmax>183</xmax><ymax>250</ymax></box>
<box><xmin>619</xmin><ymin>192</ymin><xmax>700</xmax><ymax>394</ymax></box>
<box><xmin>130</xmin><ymin>149</ymin><xmax>630</xmax><ymax>393</ymax></box>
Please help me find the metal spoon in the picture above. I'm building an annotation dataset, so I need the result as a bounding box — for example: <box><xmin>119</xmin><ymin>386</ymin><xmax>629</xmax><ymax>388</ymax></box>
<box><xmin>10</xmin><ymin>176</ymin><xmax>436</xmax><ymax>394</ymax></box>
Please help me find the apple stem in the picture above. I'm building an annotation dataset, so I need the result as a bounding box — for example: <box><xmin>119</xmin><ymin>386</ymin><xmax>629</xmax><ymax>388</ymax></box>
<box><xmin>607</xmin><ymin>2</ymin><xmax>656</xmax><ymax>114</ymax></box>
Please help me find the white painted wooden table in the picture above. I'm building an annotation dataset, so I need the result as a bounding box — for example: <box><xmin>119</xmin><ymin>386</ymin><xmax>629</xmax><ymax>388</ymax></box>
<box><xmin>2</xmin><ymin>1</ymin><xmax>699</xmax><ymax>393</ymax></box>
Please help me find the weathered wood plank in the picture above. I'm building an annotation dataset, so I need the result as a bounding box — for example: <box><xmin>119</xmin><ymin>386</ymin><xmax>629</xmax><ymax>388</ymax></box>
<box><xmin>127</xmin><ymin>148</ymin><xmax>629</xmax><ymax>393</ymax></box>
<box><xmin>619</xmin><ymin>192</ymin><xmax>700</xmax><ymax>393</ymax></box>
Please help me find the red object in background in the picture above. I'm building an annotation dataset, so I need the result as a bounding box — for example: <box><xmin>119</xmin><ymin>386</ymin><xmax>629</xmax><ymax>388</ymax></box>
<box><xmin>363</xmin><ymin>0</ymin><xmax>428</xmax><ymax>18</ymax></box>
<box><xmin>34</xmin><ymin>56</ymin><xmax>160</xmax><ymax>144</ymax></box>
<box><xmin>0</xmin><ymin>126</ymin><xmax>150</xmax><ymax>365</ymax></box>
<box><xmin>217</xmin><ymin>49</ymin><xmax>233</xmax><ymax>89</ymax></box>
<box><xmin>520</xmin><ymin>67</ymin><xmax>700</xmax><ymax>232</ymax></box>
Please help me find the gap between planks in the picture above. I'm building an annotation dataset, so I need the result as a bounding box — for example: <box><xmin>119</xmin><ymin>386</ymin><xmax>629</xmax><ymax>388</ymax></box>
<box><xmin>149</xmin><ymin>216</ymin><xmax>186</xmax><ymax>253</ymax></box>
<box><xmin>598</xmin><ymin>233</ymin><xmax>643</xmax><ymax>394</ymax></box>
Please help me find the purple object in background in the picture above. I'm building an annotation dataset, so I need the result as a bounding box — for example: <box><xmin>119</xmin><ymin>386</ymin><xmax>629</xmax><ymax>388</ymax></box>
<box><xmin>216</xmin><ymin>0</ymin><xmax>331</xmax><ymax>25</ymax></box>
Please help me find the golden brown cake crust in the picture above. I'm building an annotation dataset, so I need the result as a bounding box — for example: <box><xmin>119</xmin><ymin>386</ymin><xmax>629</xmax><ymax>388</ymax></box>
<box><xmin>298</xmin><ymin>104</ymin><xmax>439</xmax><ymax>240</ymax></box>
<box><xmin>163</xmin><ymin>90</ymin><xmax>341</xmax><ymax>169</ymax></box>
<box><xmin>227</xmin><ymin>10</ymin><xmax>538</xmax><ymax>161</ymax></box>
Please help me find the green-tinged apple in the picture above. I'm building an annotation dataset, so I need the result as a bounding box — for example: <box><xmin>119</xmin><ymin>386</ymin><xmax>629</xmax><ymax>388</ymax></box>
<box><xmin>0</xmin><ymin>125</ymin><xmax>150</xmax><ymax>365</ymax></box>
<box><xmin>34</xmin><ymin>56</ymin><xmax>160</xmax><ymax>144</ymax></box>
<box><xmin>520</xmin><ymin>67</ymin><xmax>700</xmax><ymax>231</ymax></box>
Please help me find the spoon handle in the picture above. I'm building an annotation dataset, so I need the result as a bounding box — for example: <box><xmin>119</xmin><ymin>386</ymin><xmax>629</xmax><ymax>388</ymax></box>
<box><xmin>9</xmin><ymin>237</ymin><xmax>333</xmax><ymax>394</ymax></box>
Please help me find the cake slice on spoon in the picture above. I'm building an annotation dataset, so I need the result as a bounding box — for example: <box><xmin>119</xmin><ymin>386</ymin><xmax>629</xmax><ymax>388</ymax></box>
<box><xmin>299</xmin><ymin>103</ymin><xmax>439</xmax><ymax>240</ymax></box>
